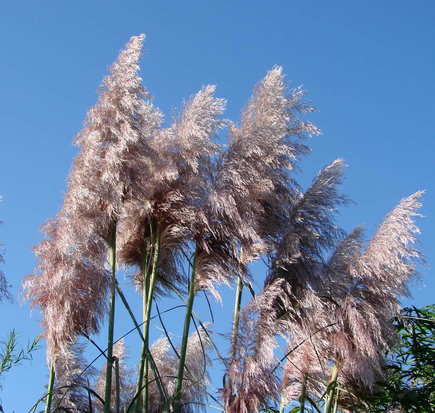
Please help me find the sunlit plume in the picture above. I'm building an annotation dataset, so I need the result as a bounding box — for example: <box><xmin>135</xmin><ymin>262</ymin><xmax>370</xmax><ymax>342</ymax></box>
<box><xmin>213</xmin><ymin>67</ymin><xmax>319</xmax><ymax>265</ymax></box>
<box><xmin>326</xmin><ymin>192</ymin><xmax>425</xmax><ymax>390</ymax></box>
<box><xmin>25</xmin><ymin>34</ymin><xmax>162</xmax><ymax>361</ymax></box>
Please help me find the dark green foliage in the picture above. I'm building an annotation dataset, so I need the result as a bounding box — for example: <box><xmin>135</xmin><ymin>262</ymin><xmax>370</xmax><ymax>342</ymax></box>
<box><xmin>365</xmin><ymin>305</ymin><xmax>435</xmax><ymax>412</ymax></box>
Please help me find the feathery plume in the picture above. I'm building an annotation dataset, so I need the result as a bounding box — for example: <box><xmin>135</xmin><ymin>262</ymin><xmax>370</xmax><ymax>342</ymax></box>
<box><xmin>221</xmin><ymin>70</ymin><xmax>322</xmax><ymax>408</ymax></box>
<box><xmin>147</xmin><ymin>326</ymin><xmax>212</xmax><ymax>413</ymax></box>
<box><xmin>95</xmin><ymin>339</ymin><xmax>135</xmax><ymax>412</ymax></box>
<box><xmin>291</xmin><ymin>192</ymin><xmax>425</xmax><ymax>397</ymax></box>
<box><xmin>25</xmin><ymin>34</ymin><xmax>162</xmax><ymax>362</ymax></box>
<box><xmin>224</xmin><ymin>280</ymin><xmax>291</xmax><ymax>413</ymax></box>
<box><xmin>146</xmin><ymin>337</ymin><xmax>176</xmax><ymax>412</ymax></box>
<box><xmin>117</xmin><ymin>85</ymin><xmax>226</xmax><ymax>294</ymax></box>
<box><xmin>213</xmin><ymin>67</ymin><xmax>319</xmax><ymax>263</ymax></box>
<box><xmin>198</xmin><ymin>67</ymin><xmax>320</xmax><ymax>304</ymax></box>
<box><xmin>24</xmin><ymin>219</ymin><xmax>108</xmax><ymax>362</ymax></box>
<box><xmin>53</xmin><ymin>341</ymin><xmax>96</xmax><ymax>412</ymax></box>
<box><xmin>117</xmin><ymin>82</ymin><xmax>224</xmax><ymax>413</ymax></box>
<box><xmin>331</xmin><ymin>192</ymin><xmax>425</xmax><ymax>390</ymax></box>
<box><xmin>181</xmin><ymin>325</ymin><xmax>212</xmax><ymax>412</ymax></box>
<box><xmin>264</xmin><ymin>159</ymin><xmax>347</xmax><ymax>328</ymax></box>
<box><xmin>247</xmin><ymin>160</ymin><xmax>348</xmax><ymax>407</ymax></box>
<box><xmin>280</xmin><ymin>339</ymin><xmax>325</xmax><ymax>408</ymax></box>
<box><xmin>64</xmin><ymin>33</ymin><xmax>162</xmax><ymax>242</ymax></box>
<box><xmin>270</xmin><ymin>158</ymin><xmax>347</xmax><ymax>277</ymax></box>
<box><xmin>358</xmin><ymin>190</ymin><xmax>424</xmax><ymax>297</ymax></box>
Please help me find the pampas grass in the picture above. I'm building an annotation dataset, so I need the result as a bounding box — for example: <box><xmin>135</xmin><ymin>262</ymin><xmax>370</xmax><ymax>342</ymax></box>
<box><xmin>23</xmin><ymin>35</ymin><xmax>427</xmax><ymax>413</ymax></box>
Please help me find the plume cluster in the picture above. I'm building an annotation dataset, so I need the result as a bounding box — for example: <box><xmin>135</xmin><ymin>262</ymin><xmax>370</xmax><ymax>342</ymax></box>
<box><xmin>266</xmin><ymin>159</ymin><xmax>347</xmax><ymax>295</ymax></box>
<box><xmin>223</xmin><ymin>159</ymin><xmax>348</xmax><ymax>409</ymax></box>
<box><xmin>117</xmin><ymin>84</ymin><xmax>226</xmax><ymax>295</ymax></box>
<box><xmin>227</xmin><ymin>178</ymin><xmax>424</xmax><ymax>411</ymax></box>
<box><xmin>25</xmin><ymin>34</ymin><xmax>166</xmax><ymax>362</ymax></box>
<box><xmin>196</xmin><ymin>66</ymin><xmax>321</xmax><ymax>302</ymax></box>
<box><xmin>272</xmin><ymin>192</ymin><xmax>424</xmax><ymax>408</ymax></box>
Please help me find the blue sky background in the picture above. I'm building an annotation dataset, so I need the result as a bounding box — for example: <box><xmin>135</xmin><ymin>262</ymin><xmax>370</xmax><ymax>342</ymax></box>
<box><xmin>1</xmin><ymin>1</ymin><xmax>434</xmax><ymax>411</ymax></box>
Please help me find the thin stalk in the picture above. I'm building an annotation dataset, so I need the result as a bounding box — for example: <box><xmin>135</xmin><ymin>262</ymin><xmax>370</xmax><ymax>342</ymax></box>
<box><xmin>230</xmin><ymin>247</ymin><xmax>245</xmax><ymax>360</ymax></box>
<box><xmin>323</xmin><ymin>365</ymin><xmax>339</xmax><ymax>413</ymax></box>
<box><xmin>173</xmin><ymin>250</ymin><xmax>198</xmax><ymax>412</ymax></box>
<box><xmin>227</xmin><ymin>263</ymin><xmax>244</xmax><ymax>404</ymax></box>
<box><xmin>44</xmin><ymin>363</ymin><xmax>55</xmax><ymax>413</ymax></box>
<box><xmin>300</xmin><ymin>374</ymin><xmax>307</xmax><ymax>413</ymax></box>
<box><xmin>135</xmin><ymin>249</ymin><xmax>149</xmax><ymax>413</ymax></box>
<box><xmin>134</xmin><ymin>223</ymin><xmax>161</xmax><ymax>413</ymax></box>
<box><xmin>86</xmin><ymin>378</ymin><xmax>94</xmax><ymax>413</ymax></box>
<box><xmin>332</xmin><ymin>389</ymin><xmax>340</xmax><ymax>413</ymax></box>
<box><xmin>142</xmin><ymin>274</ymin><xmax>149</xmax><ymax>413</ymax></box>
<box><xmin>230</xmin><ymin>275</ymin><xmax>243</xmax><ymax>358</ymax></box>
<box><xmin>104</xmin><ymin>225</ymin><xmax>117</xmax><ymax>413</ymax></box>
<box><xmin>115</xmin><ymin>283</ymin><xmax>168</xmax><ymax>409</ymax></box>
<box><xmin>114</xmin><ymin>357</ymin><xmax>120</xmax><ymax>413</ymax></box>
<box><xmin>144</xmin><ymin>224</ymin><xmax>161</xmax><ymax>412</ymax></box>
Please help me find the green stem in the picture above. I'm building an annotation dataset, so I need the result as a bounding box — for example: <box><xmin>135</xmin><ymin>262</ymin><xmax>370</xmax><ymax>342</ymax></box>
<box><xmin>103</xmin><ymin>226</ymin><xmax>117</xmax><ymax>413</ymax></box>
<box><xmin>135</xmin><ymin>252</ymin><xmax>149</xmax><ymax>413</ymax></box>
<box><xmin>116</xmin><ymin>283</ymin><xmax>167</xmax><ymax>411</ymax></box>
<box><xmin>300</xmin><ymin>374</ymin><xmax>307</xmax><ymax>413</ymax></box>
<box><xmin>144</xmin><ymin>225</ymin><xmax>161</xmax><ymax>412</ymax></box>
<box><xmin>133</xmin><ymin>223</ymin><xmax>161</xmax><ymax>413</ymax></box>
<box><xmin>332</xmin><ymin>388</ymin><xmax>339</xmax><ymax>413</ymax></box>
<box><xmin>174</xmin><ymin>249</ymin><xmax>198</xmax><ymax>412</ymax></box>
<box><xmin>227</xmin><ymin>275</ymin><xmax>243</xmax><ymax>412</ymax></box>
<box><xmin>44</xmin><ymin>363</ymin><xmax>55</xmax><ymax>413</ymax></box>
<box><xmin>114</xmin><ymin>357</ymin><xmax>120</xmax><ymax>413</ymax></box>
<box><xmin>230</xmin><ymin>276</ymin><xmax>243</xmax><ymax>359</ymax></box>
<box><xmin>323</xmin><ymin>365</ymin><xmax>339</xmax><ymax>413</ymax></box>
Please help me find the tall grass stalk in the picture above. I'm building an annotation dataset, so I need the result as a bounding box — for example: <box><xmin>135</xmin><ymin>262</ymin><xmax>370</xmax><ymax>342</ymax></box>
<box><xmin>115</xmin><ymin>281</ymin><xmax>168</xmax><ymax>409</ymax></box>
<box><xmin>44</xmin><ymin>363</ymin><xmax>55</xmax><ymax>413</ymax></box>
<box><xmin>299</xmin><ymin>375</ymin><xmax>307</xmax><ymax>413</ymax></box>
<box><xmin>143</xmin><ymin>224</ymin><xmax>160</xmax><ymax>412</ymax></box>
<box><xmin>173</xmin><ymin>249</ymin><xmax>198</xmax><ymax>412</ymax></box>
<box><xmin>230</xmin><ymin>276</ymin><xmax>243</xmax><ymax>359</ymax></box>
<box><xmin>134</xmin><ymin>248</ymin><xmax>149</xmax><ymax>413</ymax></box>
<box><xmin>323</xmin><ymin>365</ymin><xmax>339</xmax><ymax>413</ymax></box>
<box><xmin>103</xmin><ymin>226</ymin><xmax>117</xmax><ymax>413</ymax></box>
<box><xmin>134</xmin><ymin>223</ymin><xmax>161</xmax><ymax>412</ymax></box>
<box><xmin>332</xmin><ymin>388</ymin><xmax>339</xmax><ymax>413</ymax></box>
<box><xmin>114</xmin><ymin>357</ymin><xmax>121</xmax><ymax>413</ymax></box>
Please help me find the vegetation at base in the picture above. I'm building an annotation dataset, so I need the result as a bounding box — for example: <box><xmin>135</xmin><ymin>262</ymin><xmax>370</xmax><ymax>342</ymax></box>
<box><xmin>363</xmin><ymin>305</ymin><xmax>435</xmax><ymax>413</ymax></box>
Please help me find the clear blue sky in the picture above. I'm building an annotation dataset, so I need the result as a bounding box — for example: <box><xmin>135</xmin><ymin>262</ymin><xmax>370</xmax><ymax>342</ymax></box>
<box><xmin>1</xmin><ymin>1</ymin><xmax>434</xmax><ymax>411</ymax></box>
